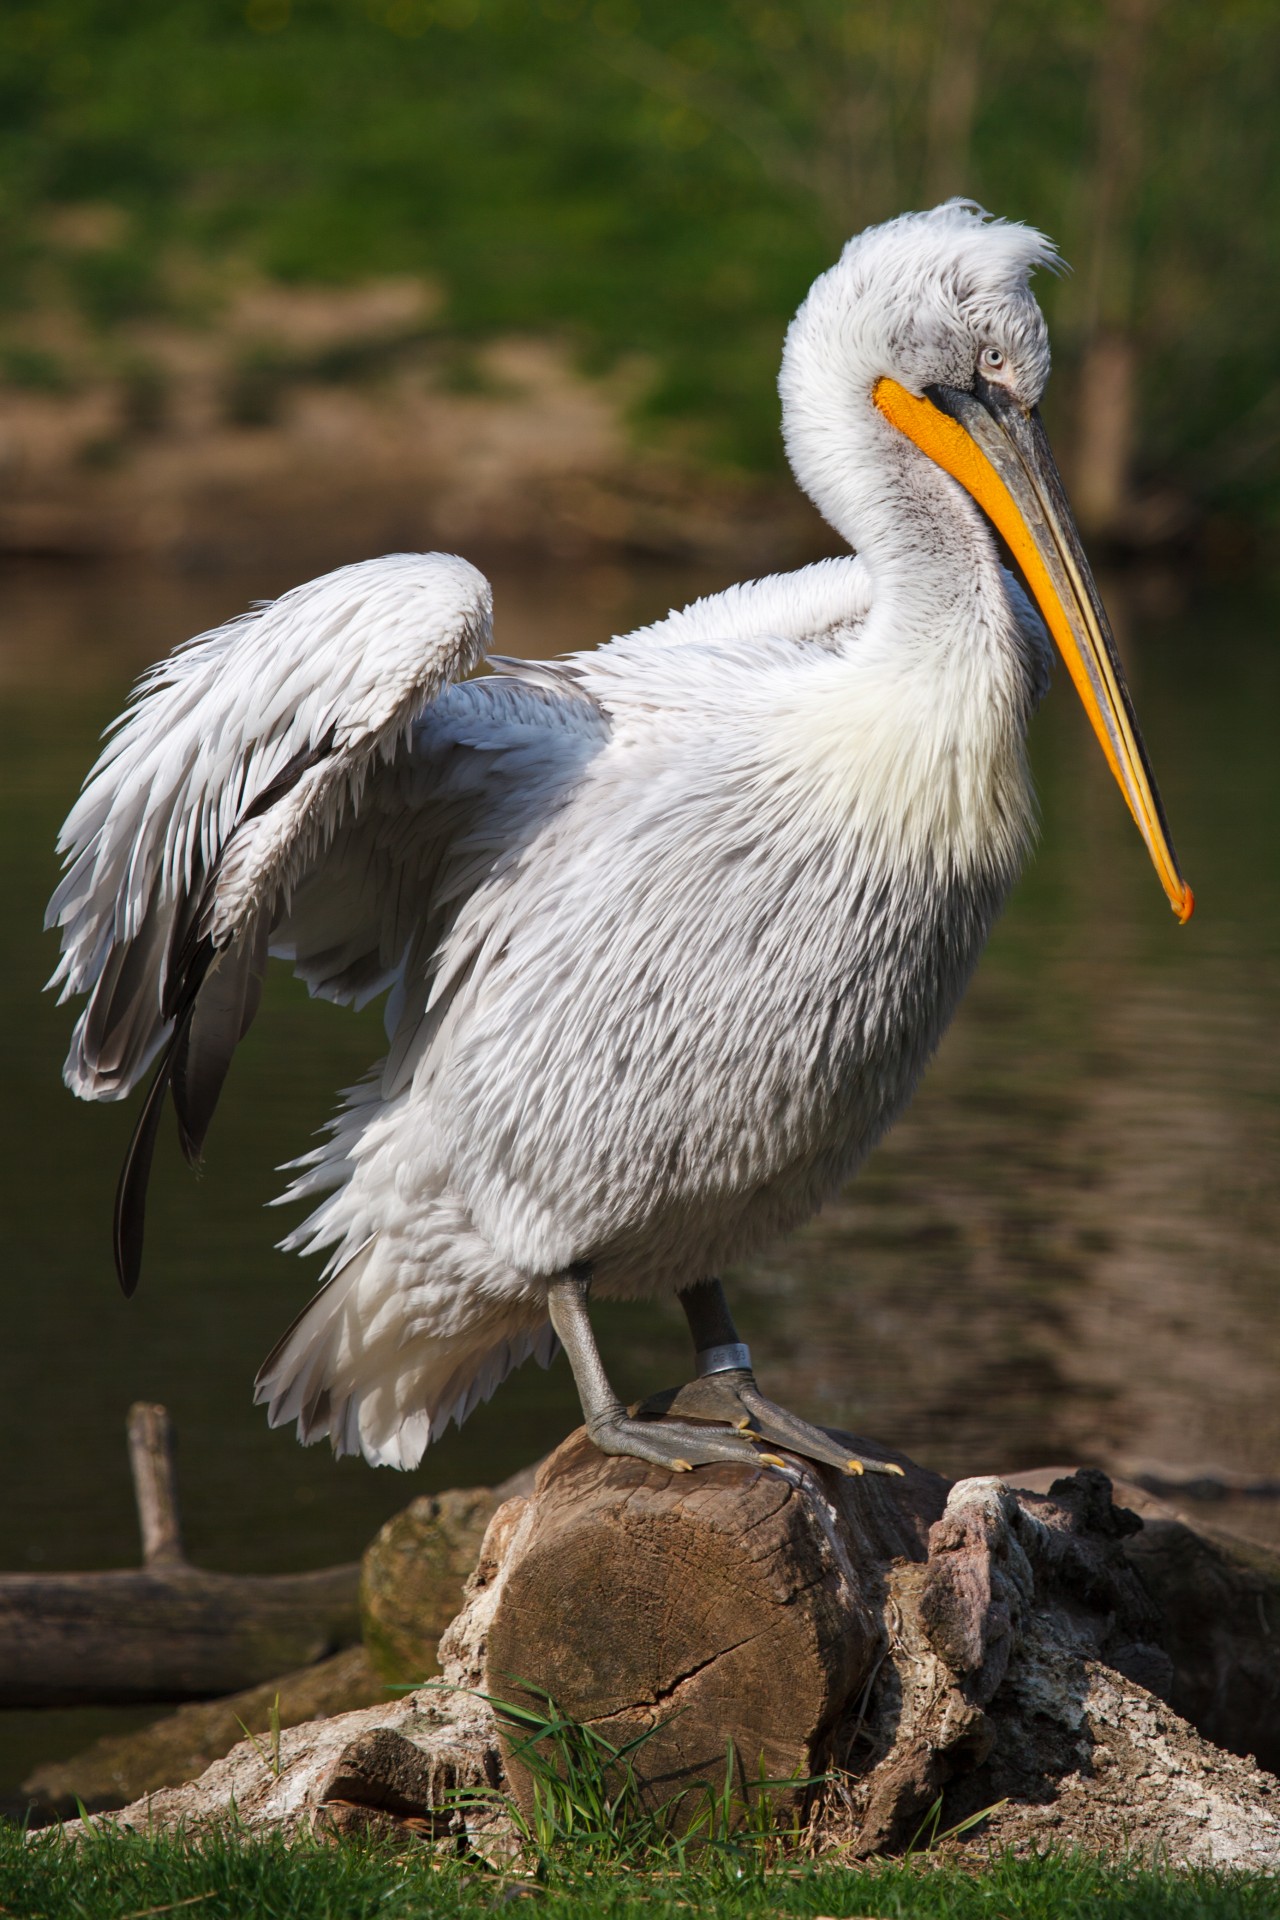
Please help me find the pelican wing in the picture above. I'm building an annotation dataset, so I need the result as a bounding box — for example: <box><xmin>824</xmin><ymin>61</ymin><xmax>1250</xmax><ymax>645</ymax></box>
<box><xmin>45</xmin><ymin>552</ymin><xmax>493</xmax><ymax>1290</ymax></box>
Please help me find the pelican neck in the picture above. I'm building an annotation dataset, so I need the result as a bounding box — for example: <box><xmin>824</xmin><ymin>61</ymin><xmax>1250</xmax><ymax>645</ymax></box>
<box><xmin>791</xmin><ymin>394</ymin><xmax>1015</xmax><ymax>652</ymax></box>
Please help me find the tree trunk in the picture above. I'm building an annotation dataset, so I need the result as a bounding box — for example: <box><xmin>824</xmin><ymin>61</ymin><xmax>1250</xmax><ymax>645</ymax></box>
<box><xmin>1073</xmin><ymin>331</ymin><xmax>1138</xmax><ymax>541</ymax></box>
<box><xmin>1071</xmin><ymin>0</ymin><xmax>1153</xmax><ymax>538</ymax></box>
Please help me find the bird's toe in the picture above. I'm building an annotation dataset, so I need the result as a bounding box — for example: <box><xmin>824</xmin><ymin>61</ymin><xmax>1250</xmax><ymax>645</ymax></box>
<box><xmin>636</xmin><ymin>1370</ymin><xmax>904</xmax><ymax>1478</ymax></box>
<box><xmin>586</xmin><ymin>1407</ymin><xmax>784</xmax><ymax>1474</ymax></box>
<box><xmin>738</xmin><ymin>1390</ymin><xmax>906</xmax><ymax>1478</ymax></box>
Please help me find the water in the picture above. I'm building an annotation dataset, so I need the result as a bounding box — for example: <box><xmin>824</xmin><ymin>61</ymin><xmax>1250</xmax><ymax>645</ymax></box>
<box><xmin>2</xmin><ymin>552</ymin><xmax>1277</xmax><ymax>1794</ymax></box>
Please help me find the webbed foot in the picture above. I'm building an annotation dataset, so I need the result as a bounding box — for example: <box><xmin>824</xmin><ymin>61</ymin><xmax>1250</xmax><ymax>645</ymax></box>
<box><xmin>588</xmin><ymin>1404</ymin><xmax>787</xmax><ymax>1474</ymax></box>
<box><xmin>637</xmin><ymin>1369</ymin><xmax>905</xmax><ymax>1479</ymax></box>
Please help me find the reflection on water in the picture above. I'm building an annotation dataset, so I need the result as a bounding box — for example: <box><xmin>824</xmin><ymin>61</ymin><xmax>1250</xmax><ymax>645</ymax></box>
<box><xmin>1</xmin><ymin>552</ymin><xmax>1277</xmax><ymax>1791</ymax></box>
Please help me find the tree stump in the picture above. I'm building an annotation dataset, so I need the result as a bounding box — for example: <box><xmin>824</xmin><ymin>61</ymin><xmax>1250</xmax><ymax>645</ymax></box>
<box><xmin>453</xmin><ymin>1429</ymin><xmax>1280</xmax><ymax>1856</ymax></box>
<box><xmin>69</xmin><ymin>1429</ymin><xmax>1280</xmax><ymax>1869</ymax></box>
<box><xmin>482</xmin><ymin>1430</ymin><xmax>934</xmax><ymax>1818</ymax></box>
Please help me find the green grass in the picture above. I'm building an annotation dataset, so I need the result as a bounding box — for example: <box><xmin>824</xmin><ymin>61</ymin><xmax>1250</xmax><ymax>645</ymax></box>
<box><xmin>8</xmin><ymin>1688</ymin><xmax>1275</xmax><ymax>1918</ymax></box>
<box><xmin>456</xmin><ymin>1678</ymin><xmax>823</xmax><ymax>1866</ymax></box>
<box><xmin>3</xmin><ymin>1824</ymin><xmax>1278</xmax><ymax>1920</ymax></box>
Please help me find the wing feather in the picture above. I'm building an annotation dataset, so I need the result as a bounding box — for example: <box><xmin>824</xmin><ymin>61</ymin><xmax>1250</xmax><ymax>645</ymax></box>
<box><xmin>49</xmin><ymin>552</ymin><xmax>491</xmax><ymax>1097</ymax></box>
<box><xmin>46</xmin><ymin>552</ymin><xmax>494</xmax><ymax>1290</ymax></box>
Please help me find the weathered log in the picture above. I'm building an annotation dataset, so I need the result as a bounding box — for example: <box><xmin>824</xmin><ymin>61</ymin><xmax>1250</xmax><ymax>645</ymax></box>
<box><xmin>67</xmin><ymin>1431</ymin><xmax>1280</xmax><ymax>1869</ymax></box>
<box><xmin>477</xmin><ymin>1433</ymin><xmax>1280</xmax><ymax>1858</ymax></box>
<box><xmin>363</xmin><ymin>1491</ymin><xmax>505</xmax><ymax>1689</ymax></box>
<box><xmin>360</xmin><ymin>1462</ymin><xmax>540</xmax><ymax>1688</ymax></box>
<box><xmin>0</xmin><ymin>1401</ymin><xmax>360</xmax><ymax>1708</ymax></box>
<box><xmin>61</xmin><ymin>1654</ymin><xmax>507</xmax><ymax>1852</ymax></box>
<box><xmin>0</xmin><ymin>1561</ymin><xmax>362</xmax><ymax>1708</ymax></box>
<box><xmin>1009</xmin><ymin>1467</ymin><xmax>1280</xmax><ymax>1776</ymax></box>
<box><xmin>21</xmin><ymin>1645</ymin><xmax>386</xmax><ymax>1820</ymax></box>
<box><xmin>1127</xmin><ymin>1507</ymin><xmax>1280</xmax><ymax>1774</ymax></box>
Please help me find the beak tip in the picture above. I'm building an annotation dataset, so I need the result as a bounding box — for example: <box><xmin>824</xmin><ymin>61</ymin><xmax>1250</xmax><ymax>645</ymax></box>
<box><xmin>1175</xmin><ymin>883</ymin><xmax>1195</xmax><ymax>925</ymax></box>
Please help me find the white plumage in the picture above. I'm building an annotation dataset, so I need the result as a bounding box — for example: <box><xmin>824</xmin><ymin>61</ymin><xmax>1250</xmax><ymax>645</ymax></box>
<box><xmin>47</xmin><ymin>202</ymin><xmax>1188</xmax><ymax>1475</ymax></box>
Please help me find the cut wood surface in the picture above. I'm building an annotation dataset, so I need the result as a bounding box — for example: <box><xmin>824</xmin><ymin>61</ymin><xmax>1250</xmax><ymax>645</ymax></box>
<box><xmin>483</xmin><ymin>1429</ymin><xmax>934</xmax><ymax>1817</ymax></box>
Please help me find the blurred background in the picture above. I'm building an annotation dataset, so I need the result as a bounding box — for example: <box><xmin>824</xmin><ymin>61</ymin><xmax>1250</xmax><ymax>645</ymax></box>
<box><xmin>2</xmin><ymin>0</ymin><xmax>1278</xmax><ymax>557</ymax></box>
<box><xmin>1</xmin><ymin>0</ymin><xmax>1277</xmax><ymax>1799</ymax></box>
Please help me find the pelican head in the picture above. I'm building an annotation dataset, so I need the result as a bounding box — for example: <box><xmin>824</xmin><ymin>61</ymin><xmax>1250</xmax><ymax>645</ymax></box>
<box><xmin>781</xmin><ymin>200</ymin><xmax>1192</xmax><ymax>925</ymax></box>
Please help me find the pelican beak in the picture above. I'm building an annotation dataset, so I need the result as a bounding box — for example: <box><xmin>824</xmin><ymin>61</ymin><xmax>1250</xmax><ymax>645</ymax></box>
<box><xmin>873</xmin><ymin>373</ymin><xmax>1193</xmax><ymax>924</ymax></box>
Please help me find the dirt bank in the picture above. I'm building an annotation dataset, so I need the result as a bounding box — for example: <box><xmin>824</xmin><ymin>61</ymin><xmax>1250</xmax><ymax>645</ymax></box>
<box><xmin>0</xmin><ymin>277</ymin><xmax>819</xmax><ymax>574</ymax></box>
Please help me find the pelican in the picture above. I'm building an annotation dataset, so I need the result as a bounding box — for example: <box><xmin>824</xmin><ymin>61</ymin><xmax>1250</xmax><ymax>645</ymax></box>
<box><xmin>46</xmin><ymin>202</ymin><xmax>1191</xmax><ymax>1479</ymax></box>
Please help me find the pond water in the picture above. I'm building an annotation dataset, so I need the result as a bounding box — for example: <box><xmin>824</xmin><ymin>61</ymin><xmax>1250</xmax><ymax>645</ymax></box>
<box><xmin>1</xmin><ymin>549</ymin><xmax>1277</xmax><ymax>1794</ymax></box>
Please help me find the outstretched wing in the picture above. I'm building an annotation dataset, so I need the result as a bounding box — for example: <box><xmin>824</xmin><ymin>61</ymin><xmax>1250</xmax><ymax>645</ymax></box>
<box><xmin>46</xmin><ymin>552</ymin><xmax>493</xmax><ymax>1295</ymax></box>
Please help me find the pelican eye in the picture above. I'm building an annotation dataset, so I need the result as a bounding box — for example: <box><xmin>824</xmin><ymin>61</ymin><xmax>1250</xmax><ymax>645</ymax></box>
<box><xmin>979</xmin><ymin>345</ymin><xmax>1006</xmax><ymax>373</ymax></box>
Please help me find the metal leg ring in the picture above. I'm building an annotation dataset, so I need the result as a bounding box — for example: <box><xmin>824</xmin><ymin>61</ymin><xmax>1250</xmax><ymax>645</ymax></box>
<box><xmin>695</xmin><ymin>1341</ymin><xmax>752</xmax><ymax>1377</ymax></box>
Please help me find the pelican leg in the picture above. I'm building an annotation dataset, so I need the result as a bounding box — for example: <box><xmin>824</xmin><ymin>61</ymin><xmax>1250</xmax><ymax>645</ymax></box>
<box><xmin>546</xmin><ymin>1267</ymin><xmax>781</xmax><ymax>1473</ymax></box>
<box><xmin>649</xmin><ymin>1279</ymin><xmax>904</xmax><ymax>1479</ymax></box>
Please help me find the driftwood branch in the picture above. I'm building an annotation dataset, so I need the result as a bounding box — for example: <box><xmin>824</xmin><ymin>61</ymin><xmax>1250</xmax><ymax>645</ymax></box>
<box><xmin>0</xmin><ymin>1563</ymin><xmax>362</xmax><ymax>1709</ymax></box>
<box><xmin>0</xmin><ymin>1404</ymin><xmax>360</xmax><ymax>1709</ymax></box>
<box><xmin>127</xmin><ymin>1401</ymin><xmax>185</xmax><ymax>1569</ymax></box>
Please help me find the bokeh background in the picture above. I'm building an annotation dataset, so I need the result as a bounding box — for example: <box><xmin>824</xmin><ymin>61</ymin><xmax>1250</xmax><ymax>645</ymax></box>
<box><xmin>3</xmin><ymin>0</ymin><xmax>1279</xmax><ymax>552</ymax></box>
<box><xmin>2</xmin><ymin>0</ymin><xmax>1277</xmax><ymax>1798</ymax></box>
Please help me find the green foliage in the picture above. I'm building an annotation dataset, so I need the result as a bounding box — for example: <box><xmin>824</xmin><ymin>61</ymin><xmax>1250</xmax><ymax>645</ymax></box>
<box><xmin>3</xmin><ymin>1686</ymin><xmax>1280</xmax><ymax>1917</ymax></box>
<box><xmin>0</xmin><ymin>1</ymin><xmax>1275</xmax><ymax>501</ymax></box>
<box><xmin>0</xmin><ymin>342</ymin><xmax>73</xmax><ymax>390</ymax></box>
<box><xmin>62</xmin><ymin>243</ymin><xmax>164</xmax><ymax>327</ymax></box>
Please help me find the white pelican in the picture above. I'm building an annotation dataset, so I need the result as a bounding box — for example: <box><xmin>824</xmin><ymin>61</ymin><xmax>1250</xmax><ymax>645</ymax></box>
<box><xmin>47</xmin><ymin>202</ymin><xmax>1191</xmax><ymax>1478</ymax></box>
